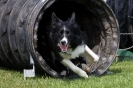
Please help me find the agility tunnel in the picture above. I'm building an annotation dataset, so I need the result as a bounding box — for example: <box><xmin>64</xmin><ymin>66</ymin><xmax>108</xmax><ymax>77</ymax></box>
<box><xmin>0</xmin><ymin>0</ymin><xmax>119</xmax><ymax>78</ymax></box>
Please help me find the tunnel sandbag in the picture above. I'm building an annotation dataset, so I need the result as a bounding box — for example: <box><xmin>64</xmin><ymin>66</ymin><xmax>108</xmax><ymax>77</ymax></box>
<box><xmin>106</xmin><ymin>0</ymin><xmax>133</xmax><ymax>51</ymax></box>
<box><xmin>0</xmin><ymin>0</ymin><xmax>119</xmax><ymax>78</ymax></box>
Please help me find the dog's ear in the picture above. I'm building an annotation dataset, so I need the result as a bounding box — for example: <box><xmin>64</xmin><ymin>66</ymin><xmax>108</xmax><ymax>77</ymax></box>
<box><xmin>69</xmin><ymin>12</ymin><xmax>75</xmax><ymax>24</ymax></box>
<box><xmin>51</xmin><ymin>12</ymin><xmax>61</xmax><ymax>27</ymax></box>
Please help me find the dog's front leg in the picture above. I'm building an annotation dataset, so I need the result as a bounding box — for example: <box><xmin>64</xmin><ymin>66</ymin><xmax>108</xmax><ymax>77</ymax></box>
<box><xmin>61</xmin><ymin>59</ymin><xmax>88</xmax><ymax>78</ymax></box>
<box><xmin>85</xmin><ymin>45</ymin><xmax>99</xmax><ymax>62</ymax></box>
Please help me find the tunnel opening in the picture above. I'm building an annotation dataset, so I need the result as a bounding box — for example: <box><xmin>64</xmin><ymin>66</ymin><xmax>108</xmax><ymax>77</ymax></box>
<box><xmin>37</xmin><ymin>1</ymin><xmax>107</xmax><ymax>77</ymax></box>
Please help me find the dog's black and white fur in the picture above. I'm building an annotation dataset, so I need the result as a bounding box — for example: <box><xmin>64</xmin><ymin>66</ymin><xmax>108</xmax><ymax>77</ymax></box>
<box><xmin>49</xmin><ymin>12</ymin><xmax>99</xmax><ymax>78</ymax></box>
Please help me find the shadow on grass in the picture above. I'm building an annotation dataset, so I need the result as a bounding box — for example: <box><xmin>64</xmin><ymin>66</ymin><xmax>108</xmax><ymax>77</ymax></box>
<box><xmin>0</xmin><ymin>64</ymin><xmax>123</xmax><ymax>80</ymax></box>
<box><xmin>0</xmin><ymin>66</ymin><xmax>22</xmax><ymax>73</ymax></box>
<box><xmin>106</xmin><ymin>68</ymin><xmax>122</xmax><ymax>75</ymax></box>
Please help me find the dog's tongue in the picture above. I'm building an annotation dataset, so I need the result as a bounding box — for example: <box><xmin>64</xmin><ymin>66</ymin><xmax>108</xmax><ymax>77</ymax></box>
<box><xmin>59</xmin><ymin>45</ymin><xmax>68</xmax><ymax>52</ymax></box>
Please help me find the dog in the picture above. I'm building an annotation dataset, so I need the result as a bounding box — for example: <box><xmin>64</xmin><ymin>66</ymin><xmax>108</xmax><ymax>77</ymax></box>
<box><xmin>48</xmin><ymin>12</ymin><xmax>99</xmax><ymax>78</ymax></box>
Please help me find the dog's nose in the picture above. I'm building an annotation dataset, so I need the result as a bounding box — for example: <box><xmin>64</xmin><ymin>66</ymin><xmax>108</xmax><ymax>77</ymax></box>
<box><xmin>61</xmin><ymin>41</ymin><xmax>66</xmax><ymax>45</ymax></box>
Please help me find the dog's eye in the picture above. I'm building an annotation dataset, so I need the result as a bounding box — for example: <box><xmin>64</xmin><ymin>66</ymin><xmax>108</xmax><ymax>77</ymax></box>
<box><xmin>66</xmin><ymin>31</ymin><xmax>71</xmax><ymax>35</ymax></box>
<box><xmin>59</xmin><ymin>30</ymin><xmax>64</xmax><ymax>35</ymax></box>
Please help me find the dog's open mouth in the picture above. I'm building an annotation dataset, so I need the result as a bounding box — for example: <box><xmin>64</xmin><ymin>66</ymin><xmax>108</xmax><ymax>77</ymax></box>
<box><xmin>59</xmin><ymin>44</ymin><xmax>69</xmax><ymax>52</ymax></box>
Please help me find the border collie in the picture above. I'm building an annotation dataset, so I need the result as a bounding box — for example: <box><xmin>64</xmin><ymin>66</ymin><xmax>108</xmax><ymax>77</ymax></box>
<box><xmin>48</xmin><ymin>12</ymin><xmax>99</xmax><ymax>78</ymax></box>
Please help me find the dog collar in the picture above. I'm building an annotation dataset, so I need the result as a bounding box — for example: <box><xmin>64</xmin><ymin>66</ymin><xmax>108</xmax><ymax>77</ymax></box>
<box><xmin>65</xmin><ymin>52</ymin><xmax>71</xmax><ymax>55</ymax></box>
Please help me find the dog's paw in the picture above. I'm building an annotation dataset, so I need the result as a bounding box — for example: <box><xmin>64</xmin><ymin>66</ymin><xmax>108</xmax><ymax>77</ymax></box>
<box><xmin>81</xmin><ymin>63</ymin><xmax>90</xmax><ymax>72</ymax></box>
<box><xmin>77</xmin><ymin>70</ymin><xmax>88</xmax><ymax>78</ymax></box>
<box><xmin>94</xmin><ymin>56</ymin><xmax>99</xmax><ymax>62</ymax></box>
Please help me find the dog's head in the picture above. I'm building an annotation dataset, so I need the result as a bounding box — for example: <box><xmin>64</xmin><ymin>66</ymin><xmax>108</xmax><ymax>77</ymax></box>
<box><xmin>50</xmin><ymin>12</ymin><xmax>82</xmax><ymax>52</ymax></box>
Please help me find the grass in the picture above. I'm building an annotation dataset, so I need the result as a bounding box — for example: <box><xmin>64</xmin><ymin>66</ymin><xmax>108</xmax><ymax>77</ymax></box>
<box><xmin>0</xmin><ymin>61</ymin><xmax>133</xmax><ymax>88</ymax></box>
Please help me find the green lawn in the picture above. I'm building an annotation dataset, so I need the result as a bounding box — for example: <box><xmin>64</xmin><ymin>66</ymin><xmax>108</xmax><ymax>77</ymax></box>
<box><xmin>0</xmin><ymin>61</ymin><xmax>133</xmax><ymax>88</ymax></box>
